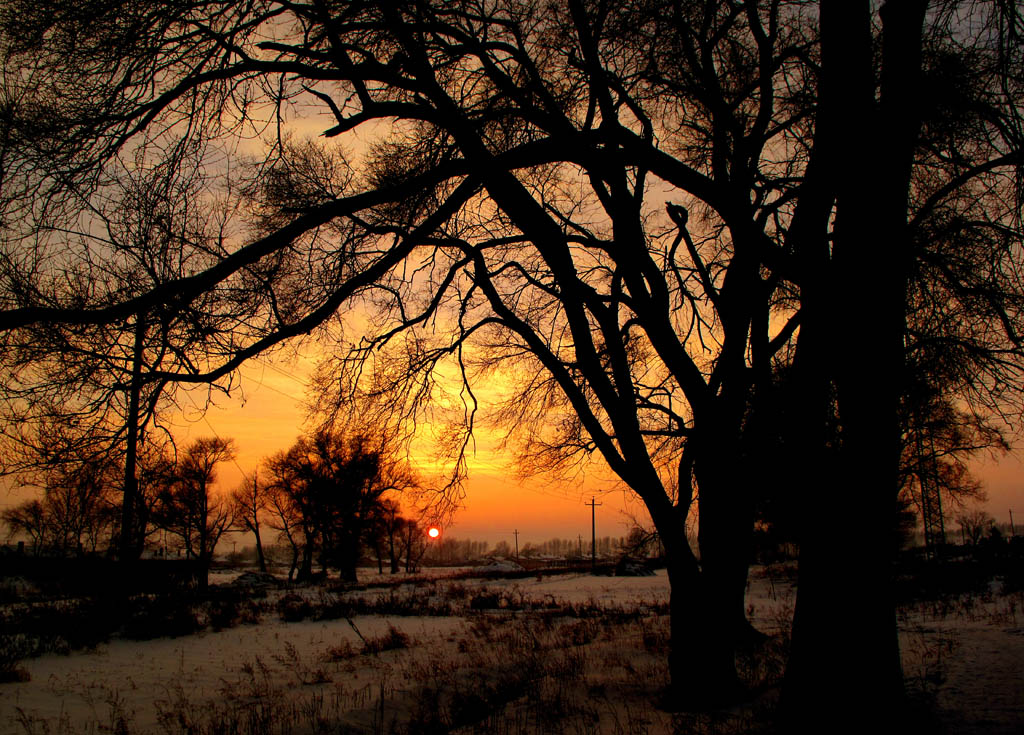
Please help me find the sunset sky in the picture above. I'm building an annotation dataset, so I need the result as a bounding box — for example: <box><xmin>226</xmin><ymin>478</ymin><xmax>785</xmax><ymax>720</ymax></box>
<box><xmin>3</xmin><ymin>343</ymin><xmax>1021</xmax><ymax>548</ymax></box>
<box><xmin>170</xmin><ymin>348</ymin><xmax>648</xmax><ymax>547</ymax></box>
<box><xmin>164</xmin><ymin>343</ymin><xmax>1024</xmax><ymax>547</ymax></box>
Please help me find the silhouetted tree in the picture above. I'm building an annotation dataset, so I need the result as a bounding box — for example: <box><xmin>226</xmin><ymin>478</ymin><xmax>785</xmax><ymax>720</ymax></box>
<box><xmin>0</xmin><ymin>142</ymin><xmax>255</xmax><ymax>562</ymax></box>
<box><xmin>231</xmin><ymin>470</ymin><xmax>271</xmax><ymax>573</ymax></box>
<box><xmin>265</xmin><ymin>430</ymin><xmax>418</xmax><ymax>582</ymax></box>
<box><xmin>399</xmin><ymin>517</ymin><xmax>430</xmax><ymax>574</ymax></box>
<box><xmin>36</xmin><ymin>458</ymin><xmax>119</xmax><ymax>555</ymax></box>
<box><xmin>132</xmin><ymin>439</ymin><xmax>178</xmax><ymax>556</ymax></box>
<box><xmin>365</xmin><ymin>497</ymin><xmax>406</xmax><ymax>574</ymax></box>
<box><xmin>264</xmin><ymin>479</ymin><xmax>306</xmax><ymax>581</ymax></box>
<box><xmin>1</xmin><ymin>1</ymin><xmax>1022</xmax><ymax>722</ymax></box>
<box><xmin>154</xmin><ymin>437</ymin><xmax>236</xmax><ymax>587</ymax></box>
<box><xmin>956</xmin><ymin>507</ymin><xmax>994</xmax><ymax>545</ymax></box>
<box><xmin>781</xmin><ymin>5</ymin><xmax>1024</xmax><ymax>727</ymax></box>
<box><xmin>1</xmin><ymin>499</ymin><xmax>49</xmax><ymax>555</ymax></box>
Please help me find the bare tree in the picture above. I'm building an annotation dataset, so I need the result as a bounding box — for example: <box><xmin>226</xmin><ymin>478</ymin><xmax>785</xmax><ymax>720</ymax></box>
<box><xmin>0</xmin><ymin>141</ymin><xmax>258</xmax><ymax>561</ymax></box>
<box><xmin>365</xmin><ymin>497</ymin><xmax>406</xmax><ymax>574</ymax></box>
<box><xmin>399</xmin><ymin>517</ymin><xmax>430</xmax><ymax>575</ymax></box>
<box><xmin>38</xmin><ymin>458</ymin><xmax>119</xmax><ymax>555</ymax></box>
<box><xmin>264</xmin><ymin>429</ymin><xmax>419</xmax><ymax>583</ymax></box>
<box><xmin>1</xmin><ymin>461</ymin><xmax>118</xmax><ymax>557</ymax></box>
<box><xmin>154</xmin><ymin>436</ymin><xmax>236</xmax><ymax>587</ymax></box>
<box><xmin>231</xmin><ymin>470</ymin><xmax>271</xmax><ymax>573</ymax></box>
<box><xmin>0</xmin><ymin>1</ymin><xmax>1022</xmax><ymax>722</ymax></box>
<box><xmin>263</xmin><ymin>479</ymin><xmax>306</xmax><ymax>582</ymax></box>
<box><xmin>956</xmin><ymin>507</ymin><xmax>995</xmax><ymax>545</ymax></box>
<box><xmin>1</xmin><ymin>499</ymin><xmax>49</xmax><ymax>555</ymax></box>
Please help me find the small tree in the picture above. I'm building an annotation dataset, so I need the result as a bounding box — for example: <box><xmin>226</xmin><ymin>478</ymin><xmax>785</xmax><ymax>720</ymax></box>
<box><xmin>231</xmin><ymin>470</ymin><xmax>270</xmax><ymax>573</ymax></box>
<box><xmin>365</xmin><ymin>497</ymin><xmax>407</xmax><ymax>574</ymax></box>
<box><xmin>956</xmin><ymin>508</ymin><xmax>994</xmax><ymax>546</ymax></box>
<box><xmin>1</xmin><ymin>500</ymin><xmax>49</xmax><ymax>555</ymax></box>
<box><xmin>1</xmin><ymin>456</ymin><xmax>121</xmax><ymax>556</ymax></box>
<box><xmin>399</xmin><ymin>518</ymin><xmax>429</xmax><ymax>574</ymax></box>
<box><xmin>264</xmin><ymin>480</ymin><xmax>306</xmax><ymax>581</ymax></box>
<box><xmin>40</xmin><ymin>458</ymin><xmax>118</xmax><ymax>555</ymax></box>
<box><xmin>154</xmin><ymin>437</ymin><xmax>236</xmax><ymax>587</ymax></box>
<box><xmin>265</xmin><ymin>429</ymin><xmax>419</xmax><ymax>582</ymax></box>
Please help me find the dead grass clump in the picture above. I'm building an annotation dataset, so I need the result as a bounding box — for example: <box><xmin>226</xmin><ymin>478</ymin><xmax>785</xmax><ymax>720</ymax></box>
<box><xmin>323</xmin><ymin>639</ymin><xmax>358</xmax><ymax>662</ymax></box>
<box><xmin>6</xmin><ymin>597</ymin><xmax>117</xmax><ymax>652</ymax></box>
<box><xmin>273</xmin><ymin>641</ymin><xmax>334</xmax><ymax>686</ymax></box>
<box><xmin>901</xmin><ymin>624</ymin><xmax>960</xmax><ymax>696</ymax></box>
<box><xmin>361</xmin><ymin>625</ymin><xmax>411</xmax><ymax>655</ymax></box>
<box><xmin>122</xmin><ymin>596</ymin><xmax>203</xmax><ymax>640</ymax></box>
<box><xmin>277</xmin><ymin>593</ymin><xmax>313</xmax><ymax>622</ymax></box>
<box><xmin>638</xmin><ymin>617</ymin><xmax>669</xmax><ymax>654</ymax></box>
<box><xmin>313</xmin><ymin>588</ymin><xmax>455</xmax><ymax>620</ymax></box>
<box><xmin>559</xmin><ymin>618</ymin><xmax>600</xmax><ymax>647</ymax></box>
<box><xmin>207</xmin><ymin>599</ymin><xmax>239</xmax><ymax>631</ymax></box>
<box><xmin>468</xmin><ymin>589</ymin><xmax>502</xmax><ymax>610</ymax></box>
<box><xmin>0</xmin><ymin>634</ymin><xmax>32</xmax><ymax>683</ymax></box>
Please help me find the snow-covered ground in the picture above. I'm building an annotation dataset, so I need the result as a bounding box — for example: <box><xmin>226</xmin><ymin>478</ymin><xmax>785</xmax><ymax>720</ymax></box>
<box><xmin>2</xmin><ymin>568</ymin><xmax>1021</xmax><ymax>734</ymax></box>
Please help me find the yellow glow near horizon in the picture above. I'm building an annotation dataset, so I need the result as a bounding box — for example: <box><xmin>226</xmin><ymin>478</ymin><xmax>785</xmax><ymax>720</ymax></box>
<box><xmin>163</xmin><ymin>336</ymin><xmax>635</xmax><ymax>544</ymax></box>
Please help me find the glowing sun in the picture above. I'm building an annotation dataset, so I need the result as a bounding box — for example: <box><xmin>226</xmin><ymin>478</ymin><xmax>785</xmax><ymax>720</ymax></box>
<box><xmin>427</xmin><ymin>527</ymin><xmax>440</xmax><ymax>539</ymax></box>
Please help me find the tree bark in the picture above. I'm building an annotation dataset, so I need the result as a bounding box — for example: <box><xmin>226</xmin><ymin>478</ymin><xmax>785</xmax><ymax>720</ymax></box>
<box><xmin>648</xmin><ymin>494</ymin><xmax>747</xmax><ymax>708</ymax></box>
<box><xmin>694</xmin><ymin>398</ymin><xmax>761</xmax><ymax>648</ymax></box>
<box><xmin>338</xmin><ymin>525</ymin><xmax>361</xmax><ymax>583</ymax></box>
<box><xmin>118</xmin><ymin>313</ymin><xmax>146</xmax><ymax>562</ymax></box>
<box><xmin>784</xmin><ymin>2</ymin><xmax>927</xmax><ymax>730</ymax></box>
<box><xmin>298</xmin><ymin>528</ymin><xmax>315</xmax><ymax>581</ymax></box>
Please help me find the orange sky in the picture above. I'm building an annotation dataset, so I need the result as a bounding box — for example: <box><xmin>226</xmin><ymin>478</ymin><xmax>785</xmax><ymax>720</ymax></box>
<box><xmin>3</xmin><ymin>343</ymin><xmax>1021</xmax><ymax>546</ymax></box>
<box><xmin>169</xmin><ymin>347</ymin><xmax>1024</xmax><ymax>544</ymax></box>
<box><xmin>170</xmin><ymin>352</ymin><xmax>645</xmax><ymax>547</ymax></box>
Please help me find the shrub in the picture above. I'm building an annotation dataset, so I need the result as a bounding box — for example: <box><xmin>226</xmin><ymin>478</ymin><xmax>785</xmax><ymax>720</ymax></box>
<box><xmin>122</xmin><ymin>596</ymin><xmax>204</xmax><ymax>640</ymax></box>
<box><xmin>277</xmin><ymin>593</ymin><xmax>313</xmax><ymax>622</ymax></box>
<box><xmin>322</xmin><ymin>640</ymin><xmax>357</xmax><ymax>662</ymax></box>
<box><xmin>361</xmin><ymin>625</ymin><xmax>411</xmax><ymax>655</ymax></box>
<box><xmin>208</xmin><ymin>599</ymin><xmax>239</xmax><ymax>631</ymax></box>
<box><xmin>0</xmin><ymin>634</ymin><xmax>32</xmax><ymax>683</ymax></box>
<box><xmin>468</xmin><ymin>590</ymin><xmax>501</xmax><ymax>610</ymax></box>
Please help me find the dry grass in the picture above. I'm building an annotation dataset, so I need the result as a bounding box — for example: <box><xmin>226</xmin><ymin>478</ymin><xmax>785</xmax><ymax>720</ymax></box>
<box><xmin>6</xmin><ymin>563</ymin><xmax>1021</xmax><ymax>734</ymax></box>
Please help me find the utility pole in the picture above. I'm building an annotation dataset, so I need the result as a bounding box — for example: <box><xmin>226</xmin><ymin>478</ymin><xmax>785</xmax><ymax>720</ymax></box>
<box><xmin>513</xmin><ymin>529</ymin><xmax>520</xmax><ymax>561</ymax></box>
<box><xmin>586</xmin><ymin>497</ymin><xmax>602</xmax><ymax>572</ymax></box>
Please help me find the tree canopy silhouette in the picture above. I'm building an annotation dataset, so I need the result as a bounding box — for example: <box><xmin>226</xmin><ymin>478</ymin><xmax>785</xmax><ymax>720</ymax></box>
<box><xmin>1</xmin><ymin>0</ymin><xmax>1022</xmax><ymax>726</ymax></box>
<box><xmin>263</xmin><ymin>429</ymin><xmax>420</xmax><ymax>582</ymax></box>
<box><xmin>152</xmin><ymin>436</ymin><xmax>236</xmax><ymax>587</ymax></box>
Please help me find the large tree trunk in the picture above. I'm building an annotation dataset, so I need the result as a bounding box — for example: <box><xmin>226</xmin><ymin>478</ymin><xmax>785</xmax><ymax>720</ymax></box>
<box><xmin>648</xmin><ymin>496</ymin><xmax>746</xmax><ymax>708</ymax></box>
<box><xmin>784</xmin><ymin>2</ymin><xmax>926</xmax><ymax>730</ymax></box>
<box><xmin>389</xmin><ymin>532</ymin><xmax>400</xmax><ymax>574</ymax></box>
<box><xmin>253</xmin><ymin>525</ymin><xmax>267</xmax><ymax>573</ymax></box>
<box><xmin>338</xmin><ymin>526</ymin><xmax>361</xmax><ymax>583</ymax></box>
<box><xmin>118</xmin><ymin>314</ymin><xmax>146</xmax><ymax>562</ymax></box>
<box><xmin>298</xmin><ymin>528</ymin><xmax>315</xmax><ymax>581</ymax></box>
<box><xmin>694</xmin><ymin>405</ymin><xmax>761</xmax><ymax>650</ymax></box>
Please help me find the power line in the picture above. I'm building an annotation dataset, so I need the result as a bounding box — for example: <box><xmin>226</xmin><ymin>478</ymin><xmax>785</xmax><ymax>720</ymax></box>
<box><xmin>246</xmin><ymin>358</ymin><xmax>308</xmax><ymax>403</ymax></box>
<box><xmin>244</xmin><ymin>378</ymin><xmax>303</xmax><ymax>404</ymax></box>
<box><xmin>251</xmin><ymin>356</ymin><xmax>311</xmax><ymax>386</ymax></box>
<box><xmin>184</xmin><ymin>391</ymin><xmax>248</xmax><ymax>480</ymax></box>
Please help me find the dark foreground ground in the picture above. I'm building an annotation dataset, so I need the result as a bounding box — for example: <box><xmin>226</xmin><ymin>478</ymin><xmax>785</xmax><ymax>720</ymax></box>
<box><xmin>1</xmin><ymin>557</ymin><xmax>1022</xmax><ymax>734</ymax></box>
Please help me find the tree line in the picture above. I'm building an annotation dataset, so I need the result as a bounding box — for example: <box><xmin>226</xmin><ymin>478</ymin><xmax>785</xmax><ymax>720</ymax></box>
<box><xmin>2</xmin><ymin>429</ymin><xmax>431</xmax><ymax>587</ymax></box>
<box><xmin>1</xmin><ymin>1</ymin><xmax>1022</xmax><ymax>730</ymax></box>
